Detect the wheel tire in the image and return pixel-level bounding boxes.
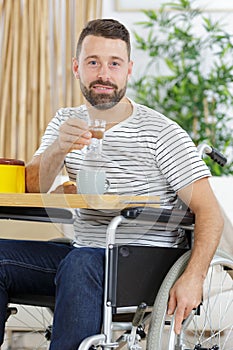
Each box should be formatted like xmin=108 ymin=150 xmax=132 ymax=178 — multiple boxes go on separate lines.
xmin=147 ymin=249 xmax=233 ymax=350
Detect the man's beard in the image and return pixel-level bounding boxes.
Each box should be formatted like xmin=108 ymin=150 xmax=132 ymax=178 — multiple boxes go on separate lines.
xmin=80 ymin=79 xmax=127 ymax=110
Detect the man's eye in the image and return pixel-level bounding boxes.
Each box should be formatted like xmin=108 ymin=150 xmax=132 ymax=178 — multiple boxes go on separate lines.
xmin=89 ymin=60 xmax=97 ymax=66
xmin=111 ymin=61 xmax=120 ymax=67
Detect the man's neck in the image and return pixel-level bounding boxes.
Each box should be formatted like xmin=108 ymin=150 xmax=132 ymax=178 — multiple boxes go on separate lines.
xmin=85 ymin=97 xmax=133 ymax=130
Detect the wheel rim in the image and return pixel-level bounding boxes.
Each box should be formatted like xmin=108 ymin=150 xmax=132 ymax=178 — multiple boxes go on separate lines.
xmin=164 ymin=262 xmax=233 ymax=349
xmin=3 ymin=304 xmax=52 ymax=349
xmin=147 ymin=252 xmax=233 ymax=350
xmin=177 ymin=264 xmax=233 ymax=349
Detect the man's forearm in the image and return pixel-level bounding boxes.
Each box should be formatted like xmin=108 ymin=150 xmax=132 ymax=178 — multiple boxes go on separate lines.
xmin=167 ymin=199 xmax=224 ymax=334
xmin=183 ymin=209 xmax=223 ymax=279
xmin=178 ymin=178 xmax=224 ymax=279
xmin=26 ymin=140 xmax=67 ymax=193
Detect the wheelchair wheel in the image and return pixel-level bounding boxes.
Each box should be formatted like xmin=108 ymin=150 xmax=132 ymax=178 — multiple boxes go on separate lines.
xmin=3 ymin=304 xmax=53 ymax=349
xmin=147 ymin=250 xmax=233 ymax=350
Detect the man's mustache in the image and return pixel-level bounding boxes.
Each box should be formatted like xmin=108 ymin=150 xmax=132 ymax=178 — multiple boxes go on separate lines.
xmin=89 ymin=80 xmax=118 ymax=90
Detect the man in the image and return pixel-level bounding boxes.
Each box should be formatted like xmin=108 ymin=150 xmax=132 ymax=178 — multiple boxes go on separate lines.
xmin=0 ymin=19 xmax=223 ymax=349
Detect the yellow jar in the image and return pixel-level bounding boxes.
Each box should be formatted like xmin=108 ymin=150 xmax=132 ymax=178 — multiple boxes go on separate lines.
xmin=0 ymin=159 xmax=25 ymax=193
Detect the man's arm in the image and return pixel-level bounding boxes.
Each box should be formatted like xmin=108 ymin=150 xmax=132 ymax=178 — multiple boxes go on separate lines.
xmin=167 ymin=177 xmax=224 ymax=334
xmin=26 ymin=118 xmax=92 ymax=193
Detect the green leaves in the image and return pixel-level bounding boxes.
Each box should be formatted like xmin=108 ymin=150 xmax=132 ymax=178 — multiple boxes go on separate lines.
xmin=130 ymin=0 xmax=233 ymax=175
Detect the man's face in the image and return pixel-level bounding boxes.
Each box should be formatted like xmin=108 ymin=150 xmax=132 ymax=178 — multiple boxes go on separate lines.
xmin=73 ymin=35 xmax=133 ymax=110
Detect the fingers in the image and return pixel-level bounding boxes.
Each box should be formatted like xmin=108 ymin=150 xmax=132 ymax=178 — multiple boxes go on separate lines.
xmin=167 ymin=286 xmax=176 ymax=315
xmin=168 ymin=295 xmax=189 ymax=334
xmin=58 ymin=118 xmax=92 ymax=153
xmin=60 ymin=131 xmax=91 ymax=151
xmin=167 ymin=280 xmax=202 ymax=335
xmin=167 ymin=290 xmax=185 ymax=335
xmin=174 ymin=303 xmax=194 ymax=334
xmin=174 ymin=307 xmax=185 ymax=334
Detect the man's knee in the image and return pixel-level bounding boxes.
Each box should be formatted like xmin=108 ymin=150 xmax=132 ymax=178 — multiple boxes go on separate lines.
xmin=56 ymin=248 xmax=105 ymax=284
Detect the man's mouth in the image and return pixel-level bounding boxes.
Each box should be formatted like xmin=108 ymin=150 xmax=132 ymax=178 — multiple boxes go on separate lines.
xmin=90 ymin=80 xmax=117 ymax=94
xmin=92 ymin=84 xmax=114 ymax=93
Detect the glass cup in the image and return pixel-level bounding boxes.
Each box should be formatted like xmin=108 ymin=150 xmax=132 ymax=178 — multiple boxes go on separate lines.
xmin=88 ymin=119 xmax=106 ymax=140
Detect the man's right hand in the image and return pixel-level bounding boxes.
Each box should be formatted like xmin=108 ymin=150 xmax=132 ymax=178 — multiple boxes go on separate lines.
xmin=58 ymin=118 xmax=92 ymax=153
xmin=26 ymin=118 xmax=92 ymax=193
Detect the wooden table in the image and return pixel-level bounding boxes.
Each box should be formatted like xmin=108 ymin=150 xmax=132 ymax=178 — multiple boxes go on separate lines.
xmin=0 ymin=194 xmax=160 ymax=240
xmin=0 ymin=193 xmax=160 ymax=210
xmin=0 ymin=193 xmax=161 ymax=241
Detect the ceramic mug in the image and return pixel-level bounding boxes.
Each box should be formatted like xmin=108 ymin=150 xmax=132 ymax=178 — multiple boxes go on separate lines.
xmin=0 ymin=158 xmax=25 ymax=193
xmin=77 ymin=169 xmax=110 ymax=195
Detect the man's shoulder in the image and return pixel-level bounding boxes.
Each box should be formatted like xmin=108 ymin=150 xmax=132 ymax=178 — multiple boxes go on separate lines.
xmin=50 ymin=105 xmax=88 ymax=125
xmin=132 ymin=100 xmax=177 ymax=129
xmin=56 ymin=105 xmax=86 ymax=117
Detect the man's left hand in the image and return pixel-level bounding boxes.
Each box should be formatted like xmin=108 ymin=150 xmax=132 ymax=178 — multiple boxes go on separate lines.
xmin=167 ymin=273 xmax=203 ymax=334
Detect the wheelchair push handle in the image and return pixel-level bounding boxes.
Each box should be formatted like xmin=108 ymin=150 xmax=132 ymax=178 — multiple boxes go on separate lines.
xmin=197 ymin=143 xmax=227 ymax=167
xmin=208 ymin=147 xmax=227 ymax=167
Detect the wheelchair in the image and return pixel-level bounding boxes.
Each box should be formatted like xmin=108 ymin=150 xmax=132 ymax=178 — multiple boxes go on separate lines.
xmin=2 ymin=144 xmax=233 ymax=350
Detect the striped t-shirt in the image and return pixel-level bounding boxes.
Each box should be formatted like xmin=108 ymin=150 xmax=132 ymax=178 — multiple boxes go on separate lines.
xmin=35 ymin=99 xmax=210 ymax=248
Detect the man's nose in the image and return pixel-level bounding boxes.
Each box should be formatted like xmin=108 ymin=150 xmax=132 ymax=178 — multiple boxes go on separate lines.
xmin=97 ymin=64 xmax=110 ymax=80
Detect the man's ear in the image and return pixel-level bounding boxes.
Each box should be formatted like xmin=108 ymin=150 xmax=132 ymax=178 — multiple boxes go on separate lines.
xmin=72 ymin=57 xmax=79 ymax=79
xmin=127 ymin=60 xmax=133 ymax=80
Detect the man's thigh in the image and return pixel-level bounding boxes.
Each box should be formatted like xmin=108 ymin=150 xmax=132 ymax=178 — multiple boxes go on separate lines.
xmin=0 ymin=239 xmax=73 ymax=296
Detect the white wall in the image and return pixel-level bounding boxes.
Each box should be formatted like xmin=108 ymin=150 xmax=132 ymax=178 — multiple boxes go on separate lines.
xmin=102 ymin=1 xmax=233 ymax=38
xmin=102 ymin=0 xmax=233 ymax=83
xmin=210 ymin=177 xmax=233 ymax=225
xmin=101 ymin=0 xmax=152 ymax=80
xmin=101 ymin=1 xmax=233 ymax=121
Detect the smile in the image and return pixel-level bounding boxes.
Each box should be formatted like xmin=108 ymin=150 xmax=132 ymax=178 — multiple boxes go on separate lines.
xmin=93 ymin=85 xmax=114 ymax=93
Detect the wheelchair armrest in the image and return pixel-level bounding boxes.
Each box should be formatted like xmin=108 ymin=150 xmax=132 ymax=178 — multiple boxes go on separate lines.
xmin=0 ymin=206 xmax=74 ymax=224
xmin=120 ymin=207 xmax=195 ymax=226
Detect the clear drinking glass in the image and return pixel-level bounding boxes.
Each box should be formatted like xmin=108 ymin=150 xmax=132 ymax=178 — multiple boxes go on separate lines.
xmin=88 ymin=119 xmax=106 ymax=141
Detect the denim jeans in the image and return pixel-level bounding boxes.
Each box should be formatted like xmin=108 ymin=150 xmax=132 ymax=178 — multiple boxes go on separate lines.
xmin=0 ymin=239 xmax=105 ymax=349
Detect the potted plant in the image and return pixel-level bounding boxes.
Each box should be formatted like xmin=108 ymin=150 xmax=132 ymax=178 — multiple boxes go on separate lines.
xmin=130 ymin=0 xmax=233 ymax=175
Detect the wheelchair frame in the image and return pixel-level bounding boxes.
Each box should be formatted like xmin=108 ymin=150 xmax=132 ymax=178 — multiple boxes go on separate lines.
xmin=77 ymin=208 xmax=233 ymax=350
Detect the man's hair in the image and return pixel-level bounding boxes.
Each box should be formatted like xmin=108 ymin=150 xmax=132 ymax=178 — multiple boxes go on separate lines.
xmin=76 ymin=19 xmax=131 ymax=60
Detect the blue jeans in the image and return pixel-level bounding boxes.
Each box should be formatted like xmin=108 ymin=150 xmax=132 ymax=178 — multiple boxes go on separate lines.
xmin=0 ymin=239 xmax=105 ymax=349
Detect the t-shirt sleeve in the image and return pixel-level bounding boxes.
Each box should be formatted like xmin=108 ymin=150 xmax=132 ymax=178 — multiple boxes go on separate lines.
xmin=33 ymin=110 xmax=62 ymax=157
xmin=155 ymin=122 xmax=211 ymax=192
